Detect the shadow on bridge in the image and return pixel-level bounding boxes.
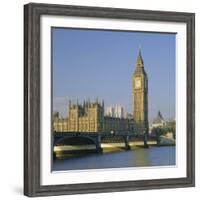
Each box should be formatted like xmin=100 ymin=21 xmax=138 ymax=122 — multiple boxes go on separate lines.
xmin=53 ymin=134 xmax=103 ymax=160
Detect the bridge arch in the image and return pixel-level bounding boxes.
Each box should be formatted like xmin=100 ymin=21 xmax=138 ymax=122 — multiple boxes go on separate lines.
xmin=54 ymin=135 xmax=98 ymax=147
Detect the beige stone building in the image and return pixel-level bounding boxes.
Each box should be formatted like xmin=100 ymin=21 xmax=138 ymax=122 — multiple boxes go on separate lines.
xmin=53 ymin=100 xmax=134 ymax=133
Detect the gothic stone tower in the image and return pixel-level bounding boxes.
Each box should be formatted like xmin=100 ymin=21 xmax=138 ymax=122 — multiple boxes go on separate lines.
xmin=132 ymin=50 xmax=149 ymax=133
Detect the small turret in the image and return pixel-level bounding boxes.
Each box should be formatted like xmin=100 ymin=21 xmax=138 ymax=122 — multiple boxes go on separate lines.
xmin=76 ymin=98 xmax=79 ymax=107
xmin=102 ymin=100 xmax=104 ymax=108
xmin=83 ymin=100 xmax=86 ymax=108
xmin=53 ymin=111 xmax=59 ymax=119
xmin=95 ymin=97 xmax=98 ymax=104
xmin=71 ymin=100 xmax=74 ymax=108
xmin=68 ymin=99 xmax=71 ymax=109
xmin=68 ymin=99 xmax=71 ymax=116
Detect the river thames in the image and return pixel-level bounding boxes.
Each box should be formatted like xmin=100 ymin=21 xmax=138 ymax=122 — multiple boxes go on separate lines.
xmin=52 ymin=146 xmax=175 ymax=171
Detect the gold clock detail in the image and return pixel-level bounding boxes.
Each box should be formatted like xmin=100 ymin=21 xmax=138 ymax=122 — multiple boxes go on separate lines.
xmin=135 ymin=79 xmax=141 ymax=89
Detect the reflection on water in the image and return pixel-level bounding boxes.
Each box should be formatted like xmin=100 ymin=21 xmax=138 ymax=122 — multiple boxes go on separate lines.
xmin=134 ymin=148 xmax=149 ymax=166
xmin=52 ymin=146 xmax=175 ymax=171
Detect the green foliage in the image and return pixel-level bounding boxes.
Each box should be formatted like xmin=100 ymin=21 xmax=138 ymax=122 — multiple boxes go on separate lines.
xmin=151 ymin=127 xmax=165 ymax=137
xmin=151 ymin=125 xmax=176 ymax=138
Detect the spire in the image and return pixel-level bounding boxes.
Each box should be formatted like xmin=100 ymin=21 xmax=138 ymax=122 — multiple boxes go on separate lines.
xmin=136 ymin=48 xmax=144 ymax=67
xmin=71 ymin=99 xmax=73 ymax=107
xmin=68 ymin=99 xmax=71 ymax=109
xmin=76 ymin=98 xmax=79 ymax=107
xmin=158 ymin=110 xmax=163 ymax=119
xmin=152 ymin=110 xmax=164 ymax=124
xmin=68 ymin=99 xmax=71 ymax=116
xmin=102 ymin=99 xmax=104 ymax=108
xmin=83 ymin=100 xmax=86 ymax=107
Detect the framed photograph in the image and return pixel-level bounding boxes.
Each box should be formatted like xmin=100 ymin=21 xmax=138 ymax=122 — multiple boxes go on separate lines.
xmin=24 ymin=3 xmax=195 ymax=197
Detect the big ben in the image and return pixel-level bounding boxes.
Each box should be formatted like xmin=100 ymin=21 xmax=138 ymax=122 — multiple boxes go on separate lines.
xmin=132 ymin=49 xmax=148 ymax=133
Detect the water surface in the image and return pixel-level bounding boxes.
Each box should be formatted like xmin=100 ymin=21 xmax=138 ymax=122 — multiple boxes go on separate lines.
xmin=52 ymin=146 xmax=175 ymax=171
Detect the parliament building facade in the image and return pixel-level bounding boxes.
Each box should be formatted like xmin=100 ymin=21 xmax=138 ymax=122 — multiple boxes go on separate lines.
xmin=53 ymin=50 xmax=148 ymax=134
xmin=53 ymin=100 xmax=134 ymax=133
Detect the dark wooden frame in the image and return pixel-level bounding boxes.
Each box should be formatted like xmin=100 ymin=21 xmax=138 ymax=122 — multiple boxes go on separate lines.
xmin=24 ymin=3 xmax=195 ymax=197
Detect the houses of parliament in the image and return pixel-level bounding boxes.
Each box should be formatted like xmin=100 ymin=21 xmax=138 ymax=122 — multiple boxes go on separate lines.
xmin=53 ymin=50 xmax=148 ymax=134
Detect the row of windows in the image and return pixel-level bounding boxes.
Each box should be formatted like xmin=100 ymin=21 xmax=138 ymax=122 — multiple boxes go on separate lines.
xmin=54 ymin=121 xmax=134 ymax=132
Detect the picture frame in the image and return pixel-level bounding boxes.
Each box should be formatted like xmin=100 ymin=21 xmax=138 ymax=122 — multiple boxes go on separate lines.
xmin=24 ymin=3 xmax=195 ymax=197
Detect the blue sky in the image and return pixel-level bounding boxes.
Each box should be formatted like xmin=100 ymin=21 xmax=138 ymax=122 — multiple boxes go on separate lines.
xmin=52 ymin=28 xmax=175 ymax=122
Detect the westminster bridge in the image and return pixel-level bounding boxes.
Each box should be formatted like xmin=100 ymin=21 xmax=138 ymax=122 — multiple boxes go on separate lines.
xmin=53 ymin=132 xmax=159 ymax=155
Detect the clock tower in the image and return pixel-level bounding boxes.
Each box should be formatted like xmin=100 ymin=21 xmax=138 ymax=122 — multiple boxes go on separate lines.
xmin=132 ymin=49 xmax=148 ymax=133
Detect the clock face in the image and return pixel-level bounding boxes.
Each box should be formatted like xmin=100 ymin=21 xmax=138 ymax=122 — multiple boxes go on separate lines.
xmin=135 ymin=79 xmax=141 ymax=89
